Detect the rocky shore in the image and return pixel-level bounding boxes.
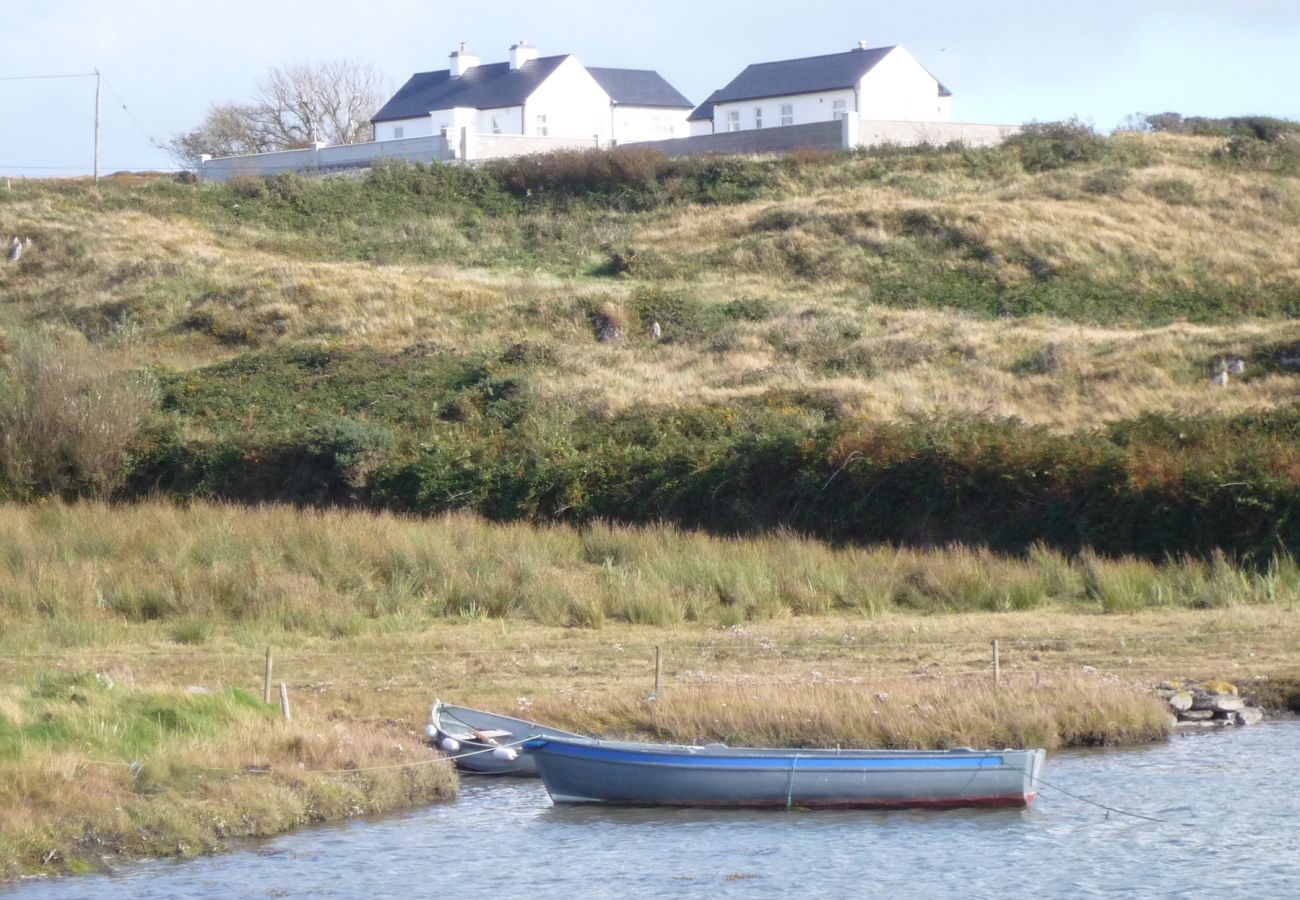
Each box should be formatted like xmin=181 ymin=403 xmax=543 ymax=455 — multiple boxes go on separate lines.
xmin=1157 ymin=680 xmax=1265 ymax=730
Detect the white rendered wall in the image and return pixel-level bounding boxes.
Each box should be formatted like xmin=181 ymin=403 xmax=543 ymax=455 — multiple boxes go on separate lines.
xmin=612 ymin=106 xmax=690 ymax=143
xmin=522 ymin=56 xmax=612 ymax=141
xmin=711 ymin=87 xmax=855 ymax=133
xmin=858 ymin=47 xmax=950 ymax=122
xmin=689 ymin=119 xmax=714 ymax=136
xmin=375 ymin=117 xmax=435 ymax=142
xmin=477 ymin=106 xmax=524 ymax=135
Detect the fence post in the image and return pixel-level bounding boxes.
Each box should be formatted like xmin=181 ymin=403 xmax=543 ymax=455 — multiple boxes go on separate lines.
xmin=992 ymin=639 xmax=1001 ymax=686
xmin=279 ymin=683 xmax=291 ymax=721
xmin=264 ymin=647 xmax=273 ymax=704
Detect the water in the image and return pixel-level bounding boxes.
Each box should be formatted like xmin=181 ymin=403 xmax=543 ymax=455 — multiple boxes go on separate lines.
xmin=8 ymin=723 xmax=1300 ymax=899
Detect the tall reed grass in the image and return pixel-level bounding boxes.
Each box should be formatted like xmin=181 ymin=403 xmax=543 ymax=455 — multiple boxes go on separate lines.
xmin=526 ymin=678 xmax=1173 ymax=751
xmin=2 ymin=502 xmax=1297 ymax=642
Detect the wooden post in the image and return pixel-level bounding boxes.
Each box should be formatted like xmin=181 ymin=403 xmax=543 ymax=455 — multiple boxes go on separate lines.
xmin=992 ymin=639 xmax=1001 ymax=686
xmin=279 ymin=683 xmax=291 ymax=721
xmin=654 ymin=645 xmax=662 ymax=697
xmin=263 ymin=647 xmax=273 ymax=704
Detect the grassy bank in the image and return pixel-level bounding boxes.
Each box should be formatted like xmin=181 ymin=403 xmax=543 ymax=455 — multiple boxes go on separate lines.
xmin=0 ymin=671 xmax=453 ymax=880
xmin=4 ymin=130 xmax=1300 ymax=556
xmin=5 ymin=501 xmax=1300 ymax=878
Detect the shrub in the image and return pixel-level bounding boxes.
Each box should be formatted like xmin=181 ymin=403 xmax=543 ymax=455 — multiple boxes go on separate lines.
xmin=1008 ymin=120 xmax=1109 ymax=172
xmin=1215 ymin=134 xmax=1300 ymax=175
xmin=1145 ymin=178 xmax=1198 ymax=205
xmin=303 ymin=418 xmax=397 ymax=490
xmin=1082 ymin=168 xmax=1131 ymax=196
xmin=0 ymin=336 xmax=157 ymax=497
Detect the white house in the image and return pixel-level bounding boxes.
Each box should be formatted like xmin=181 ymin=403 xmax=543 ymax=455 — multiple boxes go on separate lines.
xmin=371 ymin=42 xmax=694 ymax=146
xmin=688 ymin=44 xmax=951 ymax=134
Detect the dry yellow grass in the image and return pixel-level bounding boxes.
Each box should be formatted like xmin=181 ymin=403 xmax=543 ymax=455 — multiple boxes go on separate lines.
xmin=5 ymin=497 xmax=1296 ymax=878
xmin=3 ymin=134 xmax=1300 ymax=432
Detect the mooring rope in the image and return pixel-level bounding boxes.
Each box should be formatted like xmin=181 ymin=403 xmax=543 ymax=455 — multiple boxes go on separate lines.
xmin=1029 ymin=772 xmax=1193 ymax=826
xmin=68 ymin=735 xmax=537 ymax=778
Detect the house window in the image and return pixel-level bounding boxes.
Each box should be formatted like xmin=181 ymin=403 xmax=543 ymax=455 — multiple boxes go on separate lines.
xmin=780 ymin=103 xmax=794 ymax=126
xmin=754 ymin=107 xmax=763 ymax=129
xmin=536 ymin=114 xmax=548 ymax=136
xmin=727 ymin=110 xmax=740 ymax=132
xmin=833 ymin=99 xmax=848 ymax=121
xmin=393 ymin=126 xmax=405 ymax=139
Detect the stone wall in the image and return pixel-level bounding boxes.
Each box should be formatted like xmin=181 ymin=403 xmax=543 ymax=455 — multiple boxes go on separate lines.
xmin=198 ymin=135 xmax=451 ymax=183
xmin=624 ymin=121 xmax=846 ymax=157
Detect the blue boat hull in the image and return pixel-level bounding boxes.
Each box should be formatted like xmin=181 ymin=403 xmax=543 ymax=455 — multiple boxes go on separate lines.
xmin=525 ymin=738 xmax=1046 ymax=809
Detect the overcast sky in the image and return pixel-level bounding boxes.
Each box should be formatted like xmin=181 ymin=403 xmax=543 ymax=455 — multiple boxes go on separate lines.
xmin=2 ymin=0 xmax=1298 ymax=176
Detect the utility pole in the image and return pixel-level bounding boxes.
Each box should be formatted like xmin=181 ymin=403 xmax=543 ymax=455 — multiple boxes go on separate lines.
xmin=93 ymin=68 xmax=101 ymax=183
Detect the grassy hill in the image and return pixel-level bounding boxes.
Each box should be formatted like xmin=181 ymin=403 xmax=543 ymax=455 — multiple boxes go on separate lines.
xmin=4 ymin=125 xmax=1300 ymax=557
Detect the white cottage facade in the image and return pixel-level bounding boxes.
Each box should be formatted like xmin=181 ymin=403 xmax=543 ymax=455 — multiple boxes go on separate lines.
xmin=372 ymin=43 xmax=693 ymax=146
xmin=688 ymin=44 xmax=951 ymax=135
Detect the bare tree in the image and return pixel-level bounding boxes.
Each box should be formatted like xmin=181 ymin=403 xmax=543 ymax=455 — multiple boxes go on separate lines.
xmin=167 ymin=60 xmax=387 ymax=167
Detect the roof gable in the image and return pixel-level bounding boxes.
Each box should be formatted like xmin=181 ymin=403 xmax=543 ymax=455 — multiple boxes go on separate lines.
xmin=587 ymin=67 xmax=693 ymax=109
xmin=687 ymin=89 xmax=723 ymax=122
xmin=710 ymin=46 xmax=897 ymax=105
xmin=372 ymin=55 xmax=570 ymax=122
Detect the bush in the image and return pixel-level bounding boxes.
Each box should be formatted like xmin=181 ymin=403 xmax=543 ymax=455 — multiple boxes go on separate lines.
xmin=1008 ymin=121 xmax=1109 ymax=172
xmin=303 ymin=418 xmax=396 ymax=490
xmin=1215 ymin=134 xmax=1300 ymax=175
xmin=1147 ymin=113 xmax=1300 ymax=141
xmin=1082 ymin=168 xmax=1131 ymax=196
xmin=0 ymin=336 xmax=157 ymax=497
xmin=1145 ymin=178 xmax=1198 ymax=205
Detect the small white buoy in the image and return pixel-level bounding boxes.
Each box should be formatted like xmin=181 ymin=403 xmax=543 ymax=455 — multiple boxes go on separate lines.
xmin=424 ymin=724 xmax=438 ymax=740
xmin=440 ymin=737 xmax=462 ymax=753
xmin=491 ymin=747 xmax=518 ymax=762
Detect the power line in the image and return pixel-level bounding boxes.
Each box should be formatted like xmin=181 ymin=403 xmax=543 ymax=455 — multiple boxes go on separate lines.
xmin=0 ymin=72 xmax=98 ymax=81
xmin=100 ymin=72 xmax=158 ymax=148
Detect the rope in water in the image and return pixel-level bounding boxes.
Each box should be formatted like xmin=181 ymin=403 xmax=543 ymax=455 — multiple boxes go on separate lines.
xmin=1029 ymin=772 xmax=1192 ymax=826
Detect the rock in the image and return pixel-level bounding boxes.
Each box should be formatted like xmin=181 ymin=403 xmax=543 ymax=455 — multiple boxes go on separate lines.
xmin=6 ymin=236 xmax=21 ymax=263
xmin=1174 ymin=719 xmax=1219 ymax=730
xmin=1167 ymin=691 xmax=1194 ymax=711
xmin=649 ymin=319 xmax=662 ymax=341
xmin=1192 ymin=693 xmax=1244 ymax=712
xmin=1228 ymin=356 xmax=1246 ymax=375
xmin=1210 ymin=370 xmax=1229 ymax=387
xmin=593 ymin=312 xmax=624 ymax=343
xmin=1178 ymin=709 xmax=1215 ymax=721
xmin=186 ymin=685 xmax=211 ymax=695
xmin=1198 ymin=681 xmax=1238 ymax=695
xmin=1234 ymin=707 xmax=1264 ymax=726
xmin=272 ymin=318 xmax=289 ymax=335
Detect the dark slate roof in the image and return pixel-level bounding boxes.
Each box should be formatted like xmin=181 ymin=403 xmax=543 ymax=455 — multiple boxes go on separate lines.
xmin=587 ymin=67 xmax=693 ymax=109
xmin=372 ymin=55 xmax=570 ymax=122
xmin=687 ymin=89 xmax=723 ymax=122
xmin=710 ymin=46 xmax=901 ymax=104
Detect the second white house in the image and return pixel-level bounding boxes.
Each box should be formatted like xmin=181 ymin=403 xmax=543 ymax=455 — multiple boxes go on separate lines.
xmin=688 ymin=43 xmax=952 ymax=135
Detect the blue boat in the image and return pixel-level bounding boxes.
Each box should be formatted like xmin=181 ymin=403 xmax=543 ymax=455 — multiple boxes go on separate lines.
xmin=524 ymin=736 xmax=1046 ymax=809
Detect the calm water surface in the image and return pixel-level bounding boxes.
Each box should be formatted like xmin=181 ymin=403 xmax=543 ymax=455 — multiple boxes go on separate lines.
xmin=8 ymin=722 xmax=1300 ymax=899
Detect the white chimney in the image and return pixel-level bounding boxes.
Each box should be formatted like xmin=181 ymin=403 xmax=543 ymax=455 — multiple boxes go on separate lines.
xmin=510 ymin=40 xmax=539 ymax=70
xmin=450 ymin=42 xmax=479 ymax=78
